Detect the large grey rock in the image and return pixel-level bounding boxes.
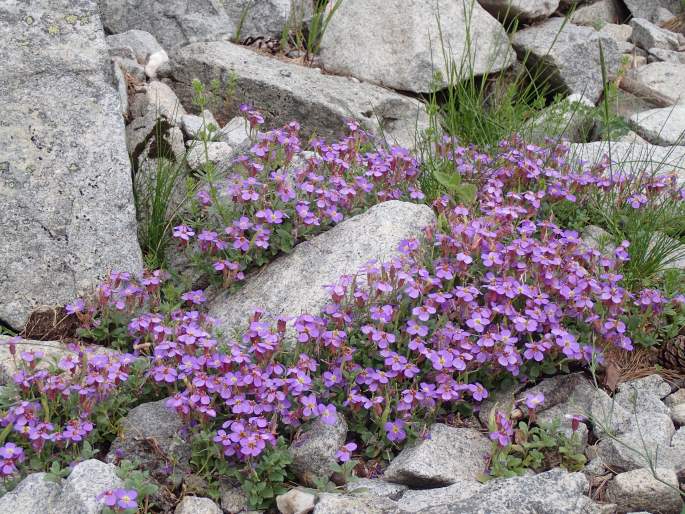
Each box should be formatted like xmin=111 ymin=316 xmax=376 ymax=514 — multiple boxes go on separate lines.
xmin=318 ymin=0 xmax=515 ymax=93
xmin=175 ymin=496 xmax=222 ymax=514
xmin=630 ymin=18 xmax=681 ymax=50
xmin=671 ymin=404 xmax=685 ymax=425
xmin=107 ymin=399 xmax=190 ymax=483
xmin=605 ymin=467 xmax=682 ymax=514
xmin=665 ymin=388 xmax=685 ymax=408
xmin=647 ymin=47 xmax=685 ymax=64
xmin=613 ymin=374 xmax=672 ymax=415
xmin=313 ymin=493 xmax=399 ymax=514
xmin=417 ymin=469 xmax=602 ymax=514
xmin=97 ymin=0 xmax=233 ymax=51
xmin=398 ymin=480 xmax=483 ymax=512
xmin=224 ymin=0 xmax=311 ymax=40
xmin=345 ymin=479 xmax=408 ymax=500
xmin=571 ymin=0 xmax=625 ymax=26
xmin=629 ymin=106 xmax=685 ymax=146
xmin=0 ymin=473 xmax=62 ymax=514
xmin=289 ymin=413 xmax=347 ymax=487
xmin=569 ymin=142 xmax=685 ymax=183
xmin=208 ymin=201 xmax=435 ymax=334
xmin=616 ymin=374 xmax=672 ymax=399
xmin=519 ymin=373 xmax=632 ymax=436
xmin=171 ymin=41 xmax=429 ymax=149
xmin=383 ymin=424 xmax=489 ymax=487
xmin=599 ymin=23 xmax=633 ymax=42
xmin=0 ymin=0 xmax=143 ymax=330
xmin=623 ymin=0 xmax=682 ymax=22
xmin=512 ymin=18 xmax=622 ymax=104
xmin=625 ymin=62 xmax=685 ymax=106
xmin=477 ymin=0 xmax=559 ymax=23
xmin=53 ymin=459 xmax=124 ymax=514
xmin=595 ymin=412 xmax=680 ymax=471
xmin=673 ymin=426 xmax=685 ymax=447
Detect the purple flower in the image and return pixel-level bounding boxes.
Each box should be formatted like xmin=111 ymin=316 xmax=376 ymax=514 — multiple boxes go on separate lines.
xmin=336 ymin=442 xmax=357 ymax=462
xmin=97 ymin=489 xmax=118 ymax=507
xmin=65 ymin=298 xmax=86 ymax=315
xmin=524 ymin=392 xmax=544 ymax=411
xmin=116 ymin=489 xmax=138 ymax=510
xmin=318 ymin=404 xmax=338 ymax=425
xmin=384 ymin=419 xmax=406 ymax=442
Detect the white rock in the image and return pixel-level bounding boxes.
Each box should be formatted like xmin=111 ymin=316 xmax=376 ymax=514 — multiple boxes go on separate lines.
xmin=599 ymin=23 xmax=634 ymax=43
xmin=478 ymin=0 xmax=560 ymax=23
xmin=318 ymin=0 xmax=516 ymax=93
xmin=217 ymin=117 xmax=251 ymax=148
xmin=665 ymin=389 xmax=685 ymax=408
xmin=672 ymin=404 xmax=685 ymax=425
xmin=186 ymin=142 xmax=235 ymax=173
xmin=419 ymin=469 xmax=603 ymax=514
xmin=629 ymin=106 xmax=685 ymax=146
xmin=672 ymin=426 xmax=685 ymax=447
xmin=145 ymin=50 xmax=170 ymax=79
xmin=596 ymin=412 xmax=679 ymax=471
xmin=512 ymin=18 xmax=622 ymax=103
xmin=208 ymin=201 xmax=435 ymax=334
xmin=175 ymin=496 xmax=222 ymax=514
xmin=181 ymin=110 xmax=219 ymax=139
xmin=569 ymin=141 xmax=685 ymax=184
xmin=171 ymin=41 xmax=429 ymax=150
xmin=625 ymin=62 xmax=685 ymax=105
xmin=572 ymin=0 xmax=624 ymax=26
xmin=397 ymin=480 xmax=483 ymax=512
xmin=52 ymin=460 xmax=124 ymax=514
xmin=631 ymin=18 xmax=681 ymax=50
xmin=345 ymin=479 xmax=407 ymax=500
xmin=648 ymin=47 xmax=685 ymax=64
xmin=383 ymin=424 xmax=489 ymax=487
xmin=276 ymin=488 xmax=317 ymax=514
xmin=0 ymin=473 xmax=62 ymax=514
xmin=106 ymin=29 xmax=166 ymax=65
xmin=605 ymin=468 xmax=683 ymax=514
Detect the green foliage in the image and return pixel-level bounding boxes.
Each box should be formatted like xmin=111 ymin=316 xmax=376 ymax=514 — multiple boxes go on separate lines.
xmin=488 ymin=420 xmax=587 ymax=479
xmin=238 ymin=439 xmax=293 ymax=510
xmin=304 ymin=0 xmax=343 ymax=59
xmin=116 ymin=459 xmax=159 ymax=506
xmin=430 ymin=159 xmax=478 ymax=205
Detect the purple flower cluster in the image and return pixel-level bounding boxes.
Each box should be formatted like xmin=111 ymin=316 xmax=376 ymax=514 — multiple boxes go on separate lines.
xmin=174 ymin=114 xmax=423 ymax=289
xmin=35 ymin=134 xmax=680 ymax=482
xmin=0 ymin=341 xmax=133 ymax=473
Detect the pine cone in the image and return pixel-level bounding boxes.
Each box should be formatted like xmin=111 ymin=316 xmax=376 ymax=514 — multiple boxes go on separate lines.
xmin=659 ymin=335 xmax=685 ymax=370
xmin=661 ymin=12 xmax=685 ymax=35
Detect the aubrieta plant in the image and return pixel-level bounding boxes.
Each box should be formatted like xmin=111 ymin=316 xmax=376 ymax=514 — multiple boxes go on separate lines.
xmin=174 ymin=113 xmax=424 ymax=289
xmin=2 ymin=112 xmax=685 ymax=512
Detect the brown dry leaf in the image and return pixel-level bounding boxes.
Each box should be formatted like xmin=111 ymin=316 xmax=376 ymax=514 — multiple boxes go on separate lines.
xmin=603 ymin=360 xmax=621 ymax=392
